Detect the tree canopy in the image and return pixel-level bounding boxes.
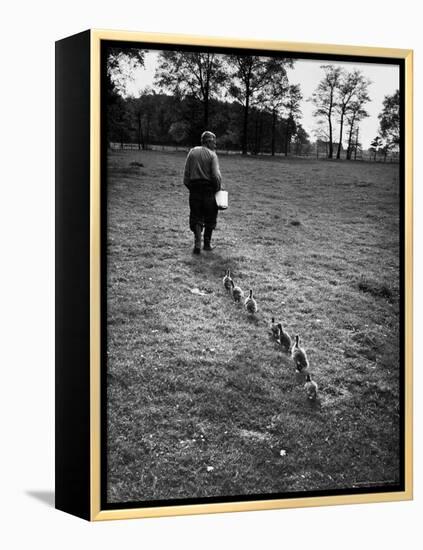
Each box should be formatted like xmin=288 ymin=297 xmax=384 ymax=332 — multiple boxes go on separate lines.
xmin=226 ymin=56 xmax=294 ymax=154
xmin=107 ymin=47 xmax=146 ymax=99
xmin=154 ymin=51 xmax=228 ymax=127
xmin=378 ymin=90 xmax=400 ymax=149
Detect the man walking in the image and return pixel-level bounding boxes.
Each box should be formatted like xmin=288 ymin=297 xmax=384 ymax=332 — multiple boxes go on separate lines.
xmin=183 ymin=131 xmax=222 ymax=254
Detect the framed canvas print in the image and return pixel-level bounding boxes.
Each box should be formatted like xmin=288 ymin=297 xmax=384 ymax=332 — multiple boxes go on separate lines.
xmin=55 ymin=29 xmax=413 ymax=521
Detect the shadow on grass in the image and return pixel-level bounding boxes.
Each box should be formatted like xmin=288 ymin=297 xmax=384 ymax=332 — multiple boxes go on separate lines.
xmin=245 ymin=314 xmax=261 ymax=326
xmin=184 ymin=250 xmax=243 ymax=282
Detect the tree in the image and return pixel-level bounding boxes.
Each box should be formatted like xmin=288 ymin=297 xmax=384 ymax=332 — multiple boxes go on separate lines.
xmin=168 ymin=121 xmax=189 ymax=144
xmin=345 ymin=103 xmax=369 ymax=160
xmin=107 ymin=95 xmax=132 ymax=148
xmin=154 ymin=51 xmax=227 ymax=128
xmin=293 ymin=125 xmax=310 ymax=156
xmin=252 ymin=108 xmax=264 ymax=155
xmin=127 ymin=97 xmax=145 ymax=150
xmin=227 ymin=55 xmax=294 ymax=155
xmin=369 ymin=135 xmax=383 ymax=161
xmin=310 ymin=65 xmax=342 ymax=158
xmin=283 ymin=84 xmax=303 ymax=156
xmin=209 ymin=100 xmax=242 ymax=150
xmin=313 ymin=122 xmax=330 ymax=158
xmin=260 ymin=75 xmax=290 ymax=155
xmin=378 ymin=90 xmax=400 ymax=151
xmin=107 ymin=47 xmax=146 ymax=99
xmin=380 ymin=142 xmax=391 ymax=162
xmin=127 ymin=89 xmax=157 ymax=150
xmin=352 ymin=127 xmax=362 ymax=160
xmin=345 ymin=85 xmax=370 ymax=160
xmin=335 ymin=70 xmax=370 ymax=159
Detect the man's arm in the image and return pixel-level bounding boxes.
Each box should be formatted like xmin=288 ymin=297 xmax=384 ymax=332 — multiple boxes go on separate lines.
xmin=183 ymin=152 xmax=191 ymax=189
xmin=210 ymin=153 xmax=222 ymax=192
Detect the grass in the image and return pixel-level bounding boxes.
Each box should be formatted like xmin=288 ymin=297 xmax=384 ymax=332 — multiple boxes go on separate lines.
xmin=106 ymin=149 xmax=401 ymax=503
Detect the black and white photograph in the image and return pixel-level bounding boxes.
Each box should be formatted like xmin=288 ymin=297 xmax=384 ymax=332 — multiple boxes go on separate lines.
xmin=103 ymin=41 xmax=404 ymax=507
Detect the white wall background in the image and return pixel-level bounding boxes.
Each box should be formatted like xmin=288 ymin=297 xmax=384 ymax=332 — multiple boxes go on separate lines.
xmin=0 ymin=1 xmax=420 ymax=548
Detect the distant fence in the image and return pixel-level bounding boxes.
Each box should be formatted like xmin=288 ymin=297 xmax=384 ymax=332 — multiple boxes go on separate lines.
xmin=111 ymin=143 xmax=188 ymax=153
xmin=110 ymin=143 xmax=248 ymax=156
xmin=109 ymin=143 xmax=399 ymax=163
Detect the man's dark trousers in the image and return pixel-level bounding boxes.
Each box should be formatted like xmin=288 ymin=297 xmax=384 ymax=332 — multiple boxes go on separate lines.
xmin=188 ymin=179 xmax=218 ymax=250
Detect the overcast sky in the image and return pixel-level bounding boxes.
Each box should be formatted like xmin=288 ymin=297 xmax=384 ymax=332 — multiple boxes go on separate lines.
xmin=123 ymin=50 xmax=399 ymax=149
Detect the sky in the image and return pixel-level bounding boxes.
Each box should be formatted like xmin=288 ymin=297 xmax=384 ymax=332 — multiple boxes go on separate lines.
xmin=122 ymin=49 xmax=399 ymax=149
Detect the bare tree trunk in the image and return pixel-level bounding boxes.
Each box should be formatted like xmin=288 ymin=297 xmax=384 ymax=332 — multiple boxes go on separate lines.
xmin=346 ymin=122 xmax=354 ymax=160
xmin=242 ymin=89 xmax=250 ymax=155
xmin=354 ymin=128 xmax=359 ymax=160
xmin=204 ymin=95 xmax=209 ymax=129
xmin=328 ymin=111 xmax=333 ymax=159
xmin=284 ymin=123 xmax=290 ymax=157
xmin=271 ymin=109 xmax=276 ymax=156
xmin=296 ymin=141 xmax=302 ymax=156
xmin=138 ymin=119 xmax=141 ymax=151
xmin=337 ymin=111 xmax=345 ymax=159
xmin=257 ymin=115 xmax=263 ymax=155
xmin=146 ymin=115 xmax=151 ymax=150
xmin=204 ymin=70 xmax=210 ymax=129
xmin=137 ymin=112 xmax=145 ymax=151
xmin=253 ymin=116 xmax=258 ymax=155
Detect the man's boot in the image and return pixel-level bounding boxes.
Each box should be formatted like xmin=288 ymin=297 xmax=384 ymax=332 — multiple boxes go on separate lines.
xmin=203 ymin=227 xmax=214 ymax=251
xmin=193 ymin=224 xmax=202 ymax=254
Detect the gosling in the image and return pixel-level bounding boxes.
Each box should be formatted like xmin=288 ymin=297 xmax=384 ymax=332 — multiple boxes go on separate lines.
xmin=304 ymin=373 xmax=318 ymax=401
xmin=278 ymin=323 xmax=292 ymax=353
xmin=223 ymin=269 xmax=233 ymax=292
xmin=270 ymin=317 xmax=279 ymax=340
xmin=245 ymin=289 xmax=258 ymax=314
xmin=230 ymin=280 xmax=244 ymax=302
xmin=291 ymin=334 xmax=309 ymax=372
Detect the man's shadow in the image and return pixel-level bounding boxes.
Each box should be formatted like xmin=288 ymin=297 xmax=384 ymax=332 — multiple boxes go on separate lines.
xmin=183 ymin=249 xmax=242 ymax=282
xmin=26 ymin=490 xmax=55 ymax=508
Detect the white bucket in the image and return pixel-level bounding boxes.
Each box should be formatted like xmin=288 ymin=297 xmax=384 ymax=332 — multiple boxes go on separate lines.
xmin=215 ymin=190 xmax=228 ymax=210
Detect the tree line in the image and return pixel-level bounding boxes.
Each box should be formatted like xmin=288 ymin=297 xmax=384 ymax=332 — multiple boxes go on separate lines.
xmin=107 ymin=47 xmax=400 ymax=160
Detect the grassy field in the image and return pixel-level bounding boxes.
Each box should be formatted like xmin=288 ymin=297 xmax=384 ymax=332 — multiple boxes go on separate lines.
xmin=106 ymin=149 xmax=401 ymax=503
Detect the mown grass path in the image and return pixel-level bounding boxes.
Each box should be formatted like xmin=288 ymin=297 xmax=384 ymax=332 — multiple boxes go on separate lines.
xmin=107 ymin=150 xmax=401 ymax=503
